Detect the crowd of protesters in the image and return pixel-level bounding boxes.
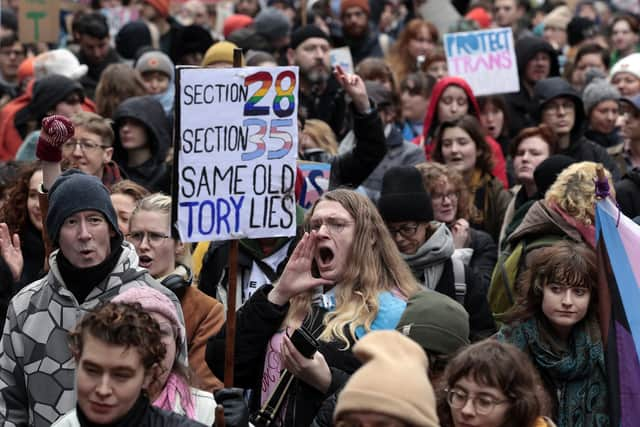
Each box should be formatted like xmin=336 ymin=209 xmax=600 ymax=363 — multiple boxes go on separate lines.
xmin=0 ymin=0 xmax=639 ymax=425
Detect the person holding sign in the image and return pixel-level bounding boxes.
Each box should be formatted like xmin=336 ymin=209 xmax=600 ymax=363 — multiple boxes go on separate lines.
xmin=206 ymin=189 xmax=420 ymax=426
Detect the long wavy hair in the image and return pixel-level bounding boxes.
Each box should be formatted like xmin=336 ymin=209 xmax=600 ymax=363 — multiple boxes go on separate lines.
xmin=387 ymin=19 xmax=439 ymax=84
xmin=95 ymin=63 xmax=147 ymax=119
xmin=544 ymin=161 xmax=613 ymax=226
xmin=437 ymin=339 xmax=549 ymax=427
xmin=305 ymin=189 xmax=421 ymax=348
xmin=0 ymin=162 xmax=41 ymax=235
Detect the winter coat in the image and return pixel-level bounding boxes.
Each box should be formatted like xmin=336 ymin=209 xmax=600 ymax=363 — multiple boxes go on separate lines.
xmin=206 ymin=286 xmax=362 ymax=427
xmin=505 ymin=37 xmax=559 ymax=137
xmin=51 ymin=396 xmax=206 ymax=427
xmin=299 ymin=75 xmax=349 ymax=140
xmin=467 ymin=227 xmax=497 ymax=294
xmin=338 ymin=123 xmax=425 ymax=202
xmin=112 ymin=96 xmax=171 ymax=193
xmin=470 ymin=172 xmax=513 ymax=242
xmin=0 ymin=242 xmax=186 ymax=427
xmin=342 ymin=28 xmax=384 ymax=65
xmin=532 ymin=77 xmax=621 ymax=181
xmin=329 ymin=103 xmax=388 ymax=190
xmin=162 ymin=266 xmax=225 ymax=392
xmin=419 ymin=76 xmax=508 ymax=188
xmin=402 ymin=223 xmax=496 ymax=340
xmin=615 ymin=167 xmax=640 ymax=219
xmin=76 ymin=47 xmax=122 ymax=100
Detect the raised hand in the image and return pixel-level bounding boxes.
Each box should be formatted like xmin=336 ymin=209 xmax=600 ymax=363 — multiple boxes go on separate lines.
xmin=451 ymin=218 xmax=471 ymax=249
xmin=268 ymin=231 xmax=333 ymax=306
xmin=334 ymin=65 xmax=371 ymax=114
xmin=36 ymin=115 xmax=75 ymax=163
xmin=0 ymin=223 xmax=23 ymax=282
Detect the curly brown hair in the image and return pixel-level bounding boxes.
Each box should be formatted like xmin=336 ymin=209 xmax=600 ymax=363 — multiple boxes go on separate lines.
xmin=437 ymin=339 xmax=549 ymax=427
xmin=95 ymin=64 xmax=147 ymax=119
xmin=69 ymin=301 xmax=166 ymax=372
xmin=415 ymin=162 xmax=482 ymax=224
xmin=0 ymin=162 xmax=41 ymax=235
xmin=432 ymin=115 xmax=494 ymax=176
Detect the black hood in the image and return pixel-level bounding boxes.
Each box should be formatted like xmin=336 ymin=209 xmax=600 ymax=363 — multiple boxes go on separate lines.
xmin=533 ymin=77 xmax=585 ymax=141
xmin=515 ymin=36 xmax=560 ymax=79
xmin=112 ymin=96 xmax=171 ymax=166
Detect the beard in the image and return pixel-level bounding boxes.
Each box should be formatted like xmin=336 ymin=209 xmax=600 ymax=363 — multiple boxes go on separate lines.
xmin=302 ymin=63 xmax=331 ymax=85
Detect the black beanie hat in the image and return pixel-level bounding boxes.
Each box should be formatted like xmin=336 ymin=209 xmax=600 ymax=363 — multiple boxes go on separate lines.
xmin=47 ymin=170 xmax=122 ymax=243
xmin=567 ymin=17 xmax=597 ymax=47
xmin=116 ymin=21 xmax=152 ymax=60
xmin=290 ymin=25 xmax=331 ymax=50
xmin=533 ymin=154 xmax=578 ymax=199
xmin=171 ymin=25 xmax=214 ymax=63
xmin=15 ymin=75 xmax=84 ymax=126
xmin=378 ymin=166 xmax=434 ymax=223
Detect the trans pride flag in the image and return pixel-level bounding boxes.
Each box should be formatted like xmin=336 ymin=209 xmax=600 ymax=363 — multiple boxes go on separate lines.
xmin=595 ymin=197 xmax=640 ymax=426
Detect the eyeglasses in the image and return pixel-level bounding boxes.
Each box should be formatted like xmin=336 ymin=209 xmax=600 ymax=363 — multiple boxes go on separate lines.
xmin=126 ymin=231 xmax=171 ymax=246
xmin=387 ymin=223 xmax=419 ymax=238
xmin=306 ymin=218 xmax=353 ymax=235
xmin=445 ymin=387 xmax=510 ymax=415
xmin=62 ymin=139 xmax=108 ymax=153
xmin=431 ymin=191 xmax=459 ymax=204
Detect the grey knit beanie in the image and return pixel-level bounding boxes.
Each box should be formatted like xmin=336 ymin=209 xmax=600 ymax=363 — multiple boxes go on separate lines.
xmin=47 ymin=170 xmax=122 ymax=243
xmin=135 ymin=50 xmax=174 ymax=80
xmin=254 ymin=7 xmax=291 ymax=41
xmin=583 ymin=69 xmax=620 ymax=116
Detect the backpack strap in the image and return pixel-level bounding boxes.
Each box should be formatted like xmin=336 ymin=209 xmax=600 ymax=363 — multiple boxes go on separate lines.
xmin=452 ymin=257 xmax=467 ymax=304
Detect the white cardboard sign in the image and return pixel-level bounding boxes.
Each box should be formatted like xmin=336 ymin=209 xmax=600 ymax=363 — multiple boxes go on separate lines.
xmin=175 ymin=66 xmax=299 ymax=242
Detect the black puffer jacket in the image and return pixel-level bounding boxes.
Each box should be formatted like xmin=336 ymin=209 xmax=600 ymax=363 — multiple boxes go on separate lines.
xmin=505 ymin=37 xmax=559 ymax=136
xmin=533 ymin=77 xmax=621 ymax=181
xmin=112 ymin=96 xmax=171 ymax=193
xmin=205 ymin=286 xmax=359 ymax=427
xmin=615 ymin=168 xmax=640 ymax=219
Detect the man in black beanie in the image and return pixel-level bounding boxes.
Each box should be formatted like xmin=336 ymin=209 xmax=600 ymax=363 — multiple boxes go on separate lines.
xmin=0 ymin=117 xmax=185 ymax=427
xmin=286 ymin=25 xmax=349 ymax=139
xmin=378 ymin=166 xmax=495 ymax=340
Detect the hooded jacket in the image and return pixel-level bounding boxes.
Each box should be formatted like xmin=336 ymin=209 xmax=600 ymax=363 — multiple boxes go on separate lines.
xmin=533 ymin=77 xmax=621 ymax=180
xmin=0 ymin=242 xmax=186 ymax=427
xmin=505 ymin=37 xmax=559 ymax=137
xmin=420 ymin=76 xmax=508 ymax=187
xmin=112 ymin=96 xmax=171 ymax=193
xmin=615 ymin=168 xmax=640 ymax=219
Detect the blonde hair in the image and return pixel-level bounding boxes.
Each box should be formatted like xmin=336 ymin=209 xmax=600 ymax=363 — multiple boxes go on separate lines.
xmin=306 ymin=189 xmax=421 ymax=348
xmin=302 ymin=119 xmax=338 ymax=155
xmin=71 ymin=111 xmax=114 ymax=147
xmin=544 ymin=161 xmax=614 ymax=225
xmin=130 ymin=193 xmax=192 ymax=267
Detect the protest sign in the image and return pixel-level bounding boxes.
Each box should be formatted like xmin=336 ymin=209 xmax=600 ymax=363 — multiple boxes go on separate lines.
xmin=443 ymin=28 xmax=519 ymax=96
xmin=330 ymin=47 xmax=354 ymax=75
xmin=175 ymin=66 xmax=299 ymax=242
xmin=19 ymin=0 xmax=60 ymax=43
xmin=298 ymin=161 xmax=331 ymax=210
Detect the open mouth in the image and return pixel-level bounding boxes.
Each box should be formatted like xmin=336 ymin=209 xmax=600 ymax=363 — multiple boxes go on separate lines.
xmin=318 ymin=247 xmax=334 ymax=265
xmin=80 ymin=249 xmax=93 ymax=257
xmin=139 ymin=255 xmax=152 ymax=267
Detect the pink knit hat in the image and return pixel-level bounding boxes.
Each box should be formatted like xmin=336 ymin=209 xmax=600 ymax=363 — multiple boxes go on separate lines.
xmin=113 ymin=286 xmax=185 ymax=345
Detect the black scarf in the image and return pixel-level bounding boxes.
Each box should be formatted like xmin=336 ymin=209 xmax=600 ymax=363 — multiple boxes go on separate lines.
xmin=76 ymin=394 xmax=149 ymax=427
xmin=56 ymin=237 xmax=124 ymax=304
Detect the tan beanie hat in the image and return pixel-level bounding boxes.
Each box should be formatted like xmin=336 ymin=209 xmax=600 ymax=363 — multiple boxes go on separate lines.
xmin=334 ymin=330 xmax=439 ymax=427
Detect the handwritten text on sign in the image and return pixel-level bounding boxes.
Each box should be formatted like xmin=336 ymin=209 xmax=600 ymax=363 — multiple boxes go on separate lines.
xmin=177 ymin=66 xmax=299 ymax=242
xmin=444 ymin=28 xmax=519 ymax=96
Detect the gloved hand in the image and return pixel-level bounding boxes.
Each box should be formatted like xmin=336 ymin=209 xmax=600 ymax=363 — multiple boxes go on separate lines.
xmin=214 ymin=387 xmax=249 ymax=427
xmin=36 ymin=115 xmax=74 ymax=162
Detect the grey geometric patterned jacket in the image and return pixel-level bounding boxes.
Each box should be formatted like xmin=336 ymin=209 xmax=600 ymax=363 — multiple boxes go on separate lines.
xmin=0 ymin=242 xmax=187 ymax=427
